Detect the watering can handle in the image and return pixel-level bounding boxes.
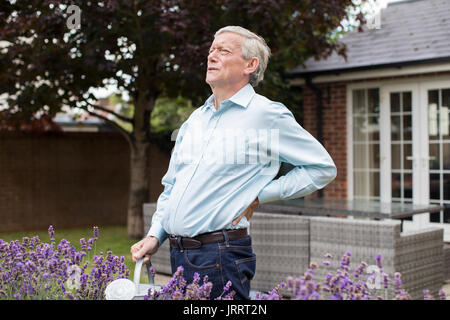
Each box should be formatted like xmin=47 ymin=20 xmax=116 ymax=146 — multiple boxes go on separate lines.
xmin=133 ymin=258 xmax=155 ymax=286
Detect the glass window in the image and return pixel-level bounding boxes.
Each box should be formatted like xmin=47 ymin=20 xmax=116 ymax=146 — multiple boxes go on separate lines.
xmin=367 ymin=116 xmax=380 ymax=141
xmin=390 ymin=92 xmax=400 ymax=113
xmin=428 ymin=90 xmax=439 ymax=139
xmin=403 ymin=92 xmax=412 ymax=112
xmin=369 ymin=143 xmax=380 ymax=169
xmin=390 ymin=90 xmax=414 ymax=204
xmin=429 ymin=143 xmax=439 ymax=170
xmin=392 ymin=173 xmax=401 ymax=198
xmin=353 ymin=144 xmax=366 ymax=169
xmin=368 ymin=89 xmax=380 ymax=114
xmin=442 ymin=89 xmax=450 ymax=140
xmin=444 ymin=143 xmax=450 ymax=170
xmin=403 ymin=143 xmax=412 ymax=170
xmin=391 ymin=115 xmax=401 ymax=141
xmin=352 ymin=88 xmax=380 ymax=200
xmin=403 ymin=115 xmax=412 ymax=141
xmin=391 ymin=144 xmax=401 ymax=170
xmin=429 ymin=173 xmax=440 ymax=200
xmin=428 ymin=88 xmax=450 ymax=225
xmin=352 ymin=90 xmax=366 ymax=115
xmin=353 ymin=116 xmax=366 ymax=142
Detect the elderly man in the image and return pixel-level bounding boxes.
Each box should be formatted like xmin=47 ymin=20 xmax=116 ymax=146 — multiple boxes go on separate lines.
xmin=131 ymin=26 xmax=337 ymax=300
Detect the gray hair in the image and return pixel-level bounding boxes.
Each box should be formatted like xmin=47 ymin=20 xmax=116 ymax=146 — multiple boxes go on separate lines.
xmin=215 ymin=26 xmax=271 ymax=87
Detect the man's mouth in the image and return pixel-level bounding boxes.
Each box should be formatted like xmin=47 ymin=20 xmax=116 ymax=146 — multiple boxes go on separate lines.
xmin=207 ymin=67 xmax=219 ymax=71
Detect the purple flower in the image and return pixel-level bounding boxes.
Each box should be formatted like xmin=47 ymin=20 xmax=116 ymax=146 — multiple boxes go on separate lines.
xmin=353 ymin=261 xmax=367 ymax=278
xmin=193 ymin=272 xmax=200 ymax=284
xmin=0 ymin=225 xmax=129 ymax=300
xmin=382 ymin=272 xmax=389 ymax=289
xmin=223 ymin=280 xmax=232 ymax=292
xmin=423 ymin=289 xmax=434 ymax=300
xmin=216 ymin=280 xmax=234 ymax=300
xmin=149 ymin=266 xmax=156 ymax=279
xmin=48 ymin=225 xmax=55 ymax=242
xmin=375 ymin=254 xmax=383 ymax=269
xmin=80 ymin=238 xmax=87 ymax=252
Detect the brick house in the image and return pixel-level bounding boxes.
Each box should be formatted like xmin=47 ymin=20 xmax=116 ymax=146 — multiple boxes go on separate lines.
xmin=288 ymin=0 xmax=450 ymax=240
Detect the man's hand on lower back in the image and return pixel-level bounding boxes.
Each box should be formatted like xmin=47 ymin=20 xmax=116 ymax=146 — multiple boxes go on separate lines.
xmin=232 ymin=197 xmax=259 ymax=226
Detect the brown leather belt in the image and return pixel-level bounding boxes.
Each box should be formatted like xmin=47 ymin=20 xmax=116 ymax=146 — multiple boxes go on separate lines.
xmin=169 ymin=228 xmax=248 ymax=249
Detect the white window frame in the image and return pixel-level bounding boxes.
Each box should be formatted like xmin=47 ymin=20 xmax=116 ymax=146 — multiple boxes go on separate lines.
xmin=347 ymin=75 xmax=450 ymax=241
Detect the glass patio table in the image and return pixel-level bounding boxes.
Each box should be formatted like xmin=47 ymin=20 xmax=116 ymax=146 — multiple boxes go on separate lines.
xmin=258 ymin=197 xmax=444 ymax=221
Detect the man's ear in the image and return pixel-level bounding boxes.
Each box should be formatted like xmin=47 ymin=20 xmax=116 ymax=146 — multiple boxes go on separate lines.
xmin=244 ymin=57 xmax=259 ymax=76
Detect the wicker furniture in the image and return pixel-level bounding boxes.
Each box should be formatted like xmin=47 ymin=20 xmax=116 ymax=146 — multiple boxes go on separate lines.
xmin=250 ymin=212 xmax=310 ymax=296
xmin=444 ymin=244 xmax=450 ymax=282
xmin=307 ymin=216 xmax=443 ymax=299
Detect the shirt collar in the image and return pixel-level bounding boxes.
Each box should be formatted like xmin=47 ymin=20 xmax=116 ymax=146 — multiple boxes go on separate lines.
xmin=201 ymin=83 xmax=255 ymax=112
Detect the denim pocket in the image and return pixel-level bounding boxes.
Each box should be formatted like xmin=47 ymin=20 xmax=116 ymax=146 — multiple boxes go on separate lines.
xmin=234 ymin=255 xmax=256 ymax=287
xmin=184 ymin=246 xmax=220 ymax=270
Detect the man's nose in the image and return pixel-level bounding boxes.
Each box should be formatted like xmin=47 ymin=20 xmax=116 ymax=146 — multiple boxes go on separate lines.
xmin=208 ymin=50 xmax=218 ymax=62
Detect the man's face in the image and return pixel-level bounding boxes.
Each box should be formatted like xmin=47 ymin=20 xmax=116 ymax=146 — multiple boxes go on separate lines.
xmin=206 ymin=32 xmax=249 ymax=88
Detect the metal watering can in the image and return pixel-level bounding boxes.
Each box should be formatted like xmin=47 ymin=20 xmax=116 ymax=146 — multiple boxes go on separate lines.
xmin=105 ymin=258 xmax=162 ymax=300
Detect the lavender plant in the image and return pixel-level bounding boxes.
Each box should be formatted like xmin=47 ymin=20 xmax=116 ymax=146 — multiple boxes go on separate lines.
xmin=143 ymin=266 xmax=236 ymax=300
xmin=144 ymin=251 xmax=447 ymax=301
xmin=0 ymin=226 xmax=129 ymax=300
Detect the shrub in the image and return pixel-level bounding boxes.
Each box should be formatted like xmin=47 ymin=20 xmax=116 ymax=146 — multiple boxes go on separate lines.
xmin=0 ymin=226 xmax=129 ymax=300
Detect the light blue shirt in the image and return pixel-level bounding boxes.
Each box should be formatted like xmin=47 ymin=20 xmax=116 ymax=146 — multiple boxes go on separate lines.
xmin=147 ymin=83 xmax=337 ymax=245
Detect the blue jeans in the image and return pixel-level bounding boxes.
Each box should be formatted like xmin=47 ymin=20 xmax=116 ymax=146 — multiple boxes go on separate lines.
xmin=170 ymin=233 xmax=256 ymax=300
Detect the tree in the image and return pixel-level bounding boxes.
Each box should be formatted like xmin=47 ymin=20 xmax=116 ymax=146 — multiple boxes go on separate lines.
xmin=0 ymin=0 xmax=368 ymax=238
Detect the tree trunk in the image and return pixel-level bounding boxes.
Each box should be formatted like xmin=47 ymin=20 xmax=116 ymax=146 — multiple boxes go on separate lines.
xmin=127 ymin=140 xmax=151 ymax=239
xmin=126 ymin=85 xmax=155 ymax=239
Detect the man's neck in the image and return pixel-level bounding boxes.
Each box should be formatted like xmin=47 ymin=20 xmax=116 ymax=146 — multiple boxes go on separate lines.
xmin=211 ymin=82 xmax=248 ymax=110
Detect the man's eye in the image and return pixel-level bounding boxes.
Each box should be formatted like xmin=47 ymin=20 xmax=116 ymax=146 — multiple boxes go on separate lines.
xmin=208 ymin=48 xmax=230 ymax=55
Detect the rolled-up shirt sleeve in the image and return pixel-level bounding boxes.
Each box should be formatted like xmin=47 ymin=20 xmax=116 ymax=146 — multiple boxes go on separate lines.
xmin=258 ymin=103 xmax=337 ymax=204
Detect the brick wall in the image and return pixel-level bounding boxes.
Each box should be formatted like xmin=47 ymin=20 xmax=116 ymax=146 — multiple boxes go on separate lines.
xmin=302 ymin=82 xmax=348 ymax=199
xmin=0 ymin=131 xmax=170 ymax=232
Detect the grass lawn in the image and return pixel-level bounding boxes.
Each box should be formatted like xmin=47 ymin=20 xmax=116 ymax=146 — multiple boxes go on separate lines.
xmin=0 ymin=225 xmax=157 ymax=283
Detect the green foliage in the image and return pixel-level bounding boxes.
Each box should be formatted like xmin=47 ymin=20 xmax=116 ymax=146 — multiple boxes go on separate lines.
xmin=107 ymin=93 xmax=195 ymax=135
xmin=151 ymin=96 xmax=196 ymax=133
